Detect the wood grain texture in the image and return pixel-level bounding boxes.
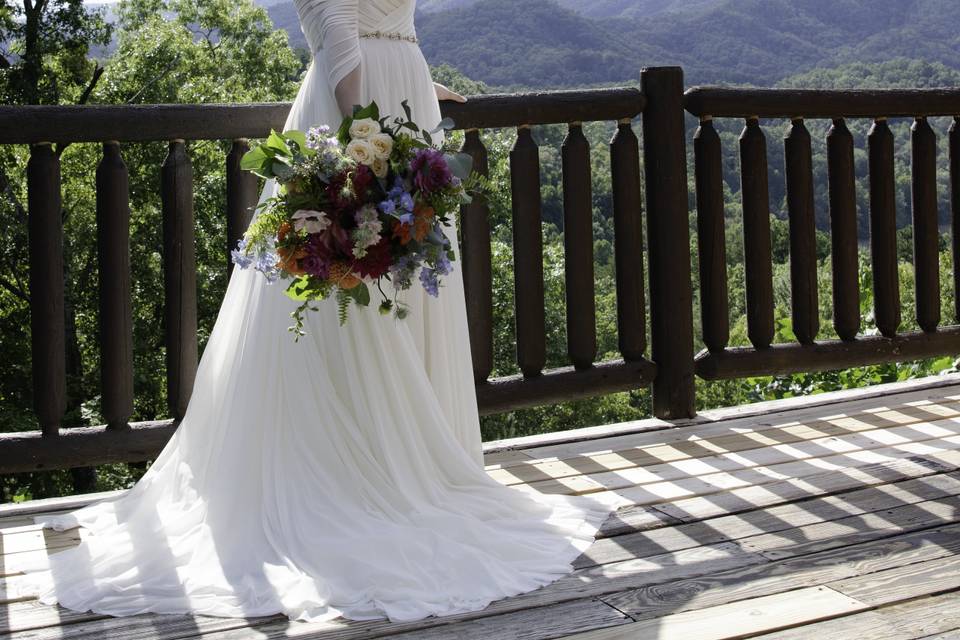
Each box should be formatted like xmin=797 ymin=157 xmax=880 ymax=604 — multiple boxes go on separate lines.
xmin=694 ymin=118 xmax=729 ymax=352
xmin=8 ymin=385 xmax=960 ymax=639
xmin=609 ymin=122 xmax=647 ymax=361
xmin=739 ymin=118 xmax=775 ymax=350
xmin=868 ymin=119 xmax=901 ymax=338
xmin=602 ymin=523 xmax=960 ymax=621
xmin=785 ymin=119 xmax=819 ymax=344
xmin=27 ymin=143 xmax=65 ymax=437
xmin=684 ymin=87 xmax=960 ymax=118
xmin=96 ymin=142 xmax=134 ymax=431
xmin=641 ymin=66 xmax=696 ymax=419
xmin=563 ymin=587 xmax=867 ymax=640
xmin=827 ymin=119 xmax=861 ymax=341
xmin=561 ymin=124 xmax=596 ymax=370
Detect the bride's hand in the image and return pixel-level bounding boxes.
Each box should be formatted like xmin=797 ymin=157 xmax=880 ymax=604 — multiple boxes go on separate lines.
xmin=434 ymin=82 xmax=467 ymax=103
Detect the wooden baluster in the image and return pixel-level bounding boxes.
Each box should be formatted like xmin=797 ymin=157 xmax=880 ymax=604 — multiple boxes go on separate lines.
xmin=785 ymin=118 xmax=819 ymax=344
xmin=912 ymin=117 xmax=940 ymax=333
xmin=641 ymin=66 xmax=695 ymax=418
xmin=827 ymin=118 xmax=860 ymax=341
xmin=868 ymin=119 xmax=900 ymax=338
xmin=460 ymin=129 xmax=494 ymax=383
xmin=226 ymin=139 xmax=257 ymax=279
xmin=561 ymin=122 xmax=596 ymax=370
xmin=694 ymin=117 xmax=729 ymax=353
xmin=161 ymin=140 xmax=198 ymax=420
xmin=510 ymin=125 xmax=546 ymax=377
xmin=739 ymin=117 xmax=775 ymax=349
xmin=27 ymin=143 xmax=66 ymax=437
xmin=96 ymin=142 xmax=134 ymax=431
xmin=951 ymin=117 xmax=960 ymax=322
xmin=610 ymin=119 xmax=646 ymax=361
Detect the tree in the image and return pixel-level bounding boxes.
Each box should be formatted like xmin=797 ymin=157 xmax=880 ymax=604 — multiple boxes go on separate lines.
xmin=0 ymin=0 xmax=302 ymax=502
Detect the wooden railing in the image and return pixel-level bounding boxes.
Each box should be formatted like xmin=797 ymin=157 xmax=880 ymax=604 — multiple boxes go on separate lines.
xmin=0 ymin=71 xmax=692 ymax=474
xmin=685 ymin=86 xmax=960 ymax=379
xmin=5 ymin=66 xmax=960 ymax=475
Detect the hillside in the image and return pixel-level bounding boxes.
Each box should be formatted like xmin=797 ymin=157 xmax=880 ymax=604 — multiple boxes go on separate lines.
xmin=417 ymin=0 xmax=723 ymax=18
xmin=414 ymin=0 xmax=960 ymax=88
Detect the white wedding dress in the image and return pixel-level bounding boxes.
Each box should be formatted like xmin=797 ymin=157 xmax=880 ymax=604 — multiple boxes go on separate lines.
xmin=21 ymin=0 xmax=620 ymax=624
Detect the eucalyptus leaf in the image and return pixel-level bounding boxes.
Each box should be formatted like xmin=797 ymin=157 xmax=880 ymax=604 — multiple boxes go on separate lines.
xmin=430 ymin=117 xmax=455 ymax=133
xmin=444 ymin=152 xmax=473 ymax=180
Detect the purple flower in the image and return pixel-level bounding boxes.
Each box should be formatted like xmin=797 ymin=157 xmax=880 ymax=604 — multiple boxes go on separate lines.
xmin=301 ymin=254 xmax=331 ymax=279
xmin=388 ymin=177 xmax=405 ymax=199
xmin=398 ymin=212 xmax=414 ymax=225
xmin=231 ymin=238 xmax=253 ymax=269
xmin=435 ymin=250 xmax=453 ymax=276
xmin=379 ymin=199 xmax=397 ymax=215
xmin=409 ymin=148 xmax=452 ymax=194
xmin=400 ymin=192 xmax=415 ymax=212
xmin=419 ymin=267 xmax=440 ymax=297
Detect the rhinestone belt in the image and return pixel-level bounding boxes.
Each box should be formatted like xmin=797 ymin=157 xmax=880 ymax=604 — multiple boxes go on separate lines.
xmin=359 ymin=30 xmax=419 ymax=44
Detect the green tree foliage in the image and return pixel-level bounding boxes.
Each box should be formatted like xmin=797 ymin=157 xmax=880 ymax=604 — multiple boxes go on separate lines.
xmin=0 ymin=0 xmax=300 ymax=501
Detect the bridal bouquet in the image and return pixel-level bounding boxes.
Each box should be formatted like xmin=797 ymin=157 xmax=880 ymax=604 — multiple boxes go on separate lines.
xmin=232 ymin=101 xmax=473 ymax=335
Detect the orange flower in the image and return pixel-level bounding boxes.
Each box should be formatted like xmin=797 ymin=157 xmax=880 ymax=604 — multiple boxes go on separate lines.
xmin=278 ymin=221 xmax=293 ymax=242
xmin=413 ymin=206 xmax=434 ymax=242
xmin=277 ymin=245 xmax=308 ymax=275
xmin=328 ymin=260 xmax=361 ymax=289
xmin=392 ymin=220 xmax=412 ymax=245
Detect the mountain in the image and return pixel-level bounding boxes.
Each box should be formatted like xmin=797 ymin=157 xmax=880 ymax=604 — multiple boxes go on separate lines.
xmin=417 ymin=0 xmax=724 ymax=18
xmin=413 ymin=0 xmax=960 ymax=88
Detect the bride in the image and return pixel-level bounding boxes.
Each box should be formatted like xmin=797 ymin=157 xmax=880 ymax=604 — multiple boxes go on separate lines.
xmin=23 ymin=0 xmax=619 ymax=624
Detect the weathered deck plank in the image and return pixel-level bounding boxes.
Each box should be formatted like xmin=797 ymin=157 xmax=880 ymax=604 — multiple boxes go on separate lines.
xmin=5 ymin=380 xmax=960 ymax=640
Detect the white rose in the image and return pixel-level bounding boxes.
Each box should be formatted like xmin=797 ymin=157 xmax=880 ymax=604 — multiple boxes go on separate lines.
xmin=346 ymin=139 xmax=376 ymax=165
xmin=371 ymin=156 xmax=389 ymax=178
xmin=368 ymin=133 xmax=394 ymax=160
xmin=349 ymin=118 xmax=379 ymax=139
xmin=291 ymin=209 xmax=332 ymax=234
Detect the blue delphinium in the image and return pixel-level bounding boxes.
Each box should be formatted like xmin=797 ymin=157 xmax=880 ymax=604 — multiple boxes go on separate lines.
xmin=231 ymin=238 xmax=253 ymax=269
xmin=379 ymin=199 xmax=396 ymax=215
xmin=399 ymin=192 xmax=415 ymax=212
xmin=233 ymin=238 xmax=281 ymax=283
xmin=419 ymin=267 xmax=440 ymax=297
xmin=254 ymin=250 xmax=281 ymax=283
xmin=387 ymin=177 xmax=405 ymax=199
xmin=435 ymin=250 xmax=453 ymax=276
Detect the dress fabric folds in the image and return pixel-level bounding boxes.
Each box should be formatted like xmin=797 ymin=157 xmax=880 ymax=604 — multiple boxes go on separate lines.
xmin=19 ymin=0 xmax=622 ymax=623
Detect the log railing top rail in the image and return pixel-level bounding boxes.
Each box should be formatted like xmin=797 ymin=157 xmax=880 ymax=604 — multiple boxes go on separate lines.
xmin=684 ymin=86 xmax=960 ymax=118
xmin=0 ymin=87 xmax=645 ymax=145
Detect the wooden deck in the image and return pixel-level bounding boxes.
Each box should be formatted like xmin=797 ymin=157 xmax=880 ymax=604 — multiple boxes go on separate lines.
xmin=4 ymin=375 xmax=960 ymax=639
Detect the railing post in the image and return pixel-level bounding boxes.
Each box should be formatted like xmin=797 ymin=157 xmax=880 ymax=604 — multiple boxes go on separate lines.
xmin=27 ymin=142 xmax=66 ymax=437
xmin=96 ymin=142 xmax=134 ymax=430
xmin=226 ymin=139 xmax=257 ymax=279
xmin=161 ymin=140 xmax=198 ymax=421
xmin=641 ymin=66 xmax=696 ymax=419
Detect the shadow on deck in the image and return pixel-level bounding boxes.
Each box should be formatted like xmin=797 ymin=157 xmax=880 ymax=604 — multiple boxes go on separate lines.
xmin=2 ymin=374 xmax=960 ymax=639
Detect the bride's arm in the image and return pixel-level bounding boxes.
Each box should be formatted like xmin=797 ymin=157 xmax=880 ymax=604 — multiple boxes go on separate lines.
xmin=317 ymin=0 xmax=362 ymax=117
xmin=434 ymin=82 xmax=467 ymax=103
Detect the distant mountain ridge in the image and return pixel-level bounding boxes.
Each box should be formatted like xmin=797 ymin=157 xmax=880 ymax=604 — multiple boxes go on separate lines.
xmin=265 ymin=0 xmax=960 ymax=89
xmin=416 ymin=0 xmax=724 ymax=18
xmin=408 ymin=0 xmax=960 ymax=88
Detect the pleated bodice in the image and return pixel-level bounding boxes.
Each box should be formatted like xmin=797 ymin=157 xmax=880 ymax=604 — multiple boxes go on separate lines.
xmin=296 ymin=0 xmax=417 ymax=55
